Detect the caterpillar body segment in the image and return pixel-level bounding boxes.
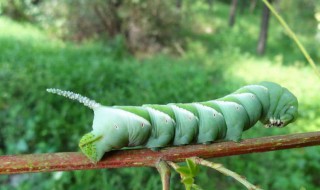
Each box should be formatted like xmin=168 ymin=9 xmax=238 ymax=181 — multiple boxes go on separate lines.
xmin=192 ymin=103 xmax=226 ymax=144
xmin=47 ymin=81 xmax=299 ymax=162
xmin=142 ymin=106 xmax=176 ymax=148
xmin=207 ymin=101 xmax=249 ymax=142
xmin=169 ymin=104 xmax=199 ymax=145
xmin=233 ymin=85 xmax=270 ymax=122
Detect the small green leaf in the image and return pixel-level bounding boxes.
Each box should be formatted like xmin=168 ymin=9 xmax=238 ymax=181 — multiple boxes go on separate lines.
xmin=184 ymin=184 xmax=192 ymax=190
xmin=191 ymin=184 xmax=203 ymax=190
xmin=181 ymin=176 xmax=194 ymax=185
xmin=186 ymin=158 xmax=199 ymax=176
xmin=176 ymin=166 xmax=191 ymax=176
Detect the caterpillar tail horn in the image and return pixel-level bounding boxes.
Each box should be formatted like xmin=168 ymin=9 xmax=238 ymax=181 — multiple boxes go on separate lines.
xmin=46 ymin=88 xmax=101 ymax=110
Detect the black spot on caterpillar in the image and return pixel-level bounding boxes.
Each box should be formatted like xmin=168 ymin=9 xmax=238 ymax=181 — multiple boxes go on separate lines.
xmin=47 ymin=81 xmax=298 ymax=162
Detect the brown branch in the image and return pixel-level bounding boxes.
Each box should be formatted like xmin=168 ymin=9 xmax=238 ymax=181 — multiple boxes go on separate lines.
xmin=1 ymin=131 xmax=320 ymax=175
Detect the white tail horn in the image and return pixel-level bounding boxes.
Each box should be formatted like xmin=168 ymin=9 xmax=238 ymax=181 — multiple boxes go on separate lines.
xmin=46 ymin=88 xmax=101 ymax=110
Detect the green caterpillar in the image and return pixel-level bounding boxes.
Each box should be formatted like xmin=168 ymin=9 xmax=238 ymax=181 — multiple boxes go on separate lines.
xmin=47 ymin=81 xmax=298 ymax=162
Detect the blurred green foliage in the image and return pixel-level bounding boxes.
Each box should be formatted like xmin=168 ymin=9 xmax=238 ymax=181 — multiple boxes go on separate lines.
xmin=1 ymin=1 xmax=320 ymax=190
xmin=1 ymin=0 xmax=185 ymax=55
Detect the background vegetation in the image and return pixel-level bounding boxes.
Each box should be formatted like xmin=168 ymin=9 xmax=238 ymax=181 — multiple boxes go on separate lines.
xmin=0 ymin=0 xmax=320 ymax=189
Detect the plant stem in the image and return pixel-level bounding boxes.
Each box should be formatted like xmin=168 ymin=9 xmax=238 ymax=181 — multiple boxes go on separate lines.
xmin=156 ymin=160 xmax=171 ymax=190
xmin=262 ymin=0 xmax=320 ymax=79
xmin=167 ymin=161 xmax=192 ymax=190
xmin=191 ymin=157 xmax=263 ymax=190
xmin=167 ymin=161 xmax=180 ymax=170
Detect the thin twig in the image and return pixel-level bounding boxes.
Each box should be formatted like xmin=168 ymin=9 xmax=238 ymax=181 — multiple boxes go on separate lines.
xmin=167 ymin=161 xmax=186 ymax=188
xmin=156 ymin=160 xmax=171 ymax=190
xmin=0 ymin=131 xmax=320 ymax=174
xmin=191 ymin=157 xmax=263 ymax=190
xmin=262 ymin=0 xmax=320 ymax=78
xmin=167 ymin=161 xmax=180 ymax=170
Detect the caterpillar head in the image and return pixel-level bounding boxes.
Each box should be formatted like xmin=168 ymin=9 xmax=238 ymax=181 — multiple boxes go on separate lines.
xmin=259 ymin=82 xmax=298 ymax=128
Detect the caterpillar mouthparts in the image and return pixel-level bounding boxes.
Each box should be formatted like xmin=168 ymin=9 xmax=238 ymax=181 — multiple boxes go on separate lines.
xmin=265 ymin=118 xmax=284 ymax=128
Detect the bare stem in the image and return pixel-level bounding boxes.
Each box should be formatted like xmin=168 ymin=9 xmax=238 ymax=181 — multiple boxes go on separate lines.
xmin=167 ymin=161 xmax=180 ymax=170
xmin=167 ymin=161 xmax=192 ymax=190
xmin=156 ymin=160 xmax=171 ymax=190
xmin=191 ymin=157 xmax=263 ymax=190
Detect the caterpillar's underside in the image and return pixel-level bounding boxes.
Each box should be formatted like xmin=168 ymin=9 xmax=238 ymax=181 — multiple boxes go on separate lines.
xmin=47 ymin=81 xmax=298 ymax=162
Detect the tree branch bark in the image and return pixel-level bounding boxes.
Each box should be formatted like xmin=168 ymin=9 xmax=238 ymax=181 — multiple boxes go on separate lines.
xmin=1 ymin=131 xmax=320 ymax=174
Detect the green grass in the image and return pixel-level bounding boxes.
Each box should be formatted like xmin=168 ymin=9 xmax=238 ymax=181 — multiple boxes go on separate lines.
xmin=1 ymin=1 xmax=320 ymax=189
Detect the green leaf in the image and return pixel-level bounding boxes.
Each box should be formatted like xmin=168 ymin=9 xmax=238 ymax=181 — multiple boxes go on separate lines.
xmin=184 ymin=184 xmax=192 ymax=190
xmin=181 ymin=176 xmax=194 ymax=185
xmin=176 ymin=166 xmax=191 ymax=176
xmin=186 ymin=158 xmax=199 ymax=176
xmin=191 ymin=184 xmax=203 ymax=190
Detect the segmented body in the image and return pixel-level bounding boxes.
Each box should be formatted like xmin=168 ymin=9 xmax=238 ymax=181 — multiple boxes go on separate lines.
xmin=47 ymin=81 xmax=298 ymax=162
